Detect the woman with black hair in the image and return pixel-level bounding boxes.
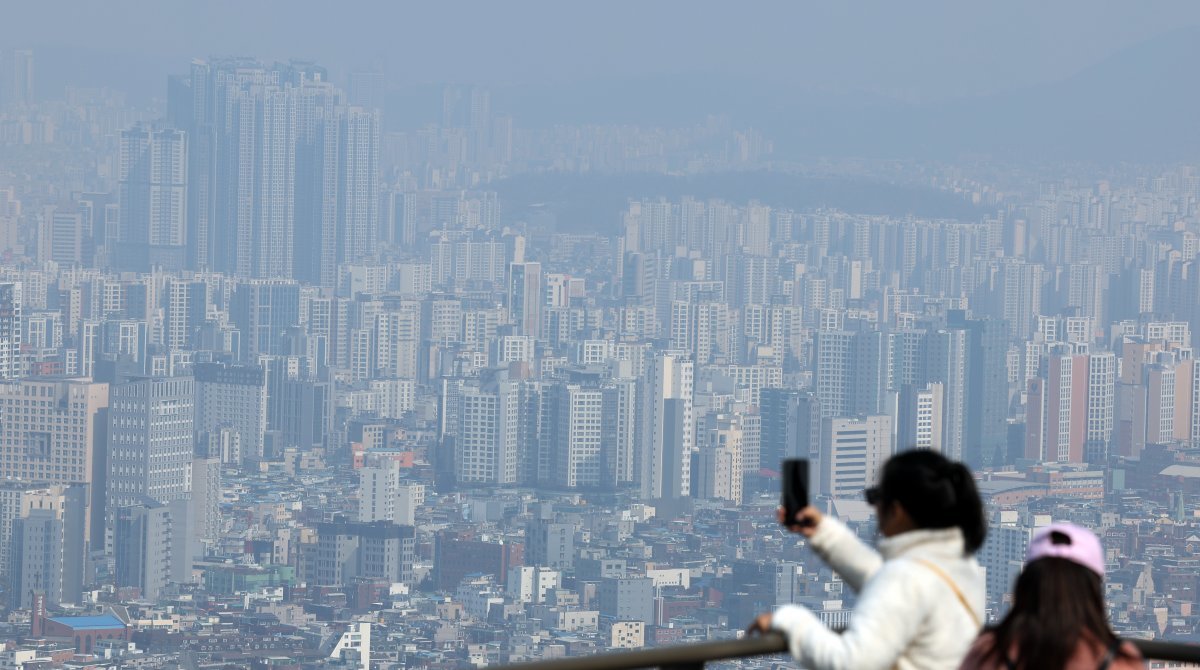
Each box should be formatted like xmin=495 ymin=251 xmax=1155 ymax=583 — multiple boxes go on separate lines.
xmin=958 ymin=523 xmax=1141 ymax=670
xmin=747 ymin=449 xmax=987 ymax=670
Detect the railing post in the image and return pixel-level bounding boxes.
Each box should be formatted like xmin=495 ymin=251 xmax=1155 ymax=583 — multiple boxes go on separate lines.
xmin=662 ymin=663 xmax=705 ymax=670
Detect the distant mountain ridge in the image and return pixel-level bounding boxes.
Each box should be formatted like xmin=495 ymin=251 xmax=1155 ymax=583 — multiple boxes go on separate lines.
xmin=493 ymin=171 xmax=985 ymax=236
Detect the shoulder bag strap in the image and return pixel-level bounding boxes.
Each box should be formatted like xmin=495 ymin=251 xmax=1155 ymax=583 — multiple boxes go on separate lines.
xmin=913 ymin=558 xmax=982 ymax=629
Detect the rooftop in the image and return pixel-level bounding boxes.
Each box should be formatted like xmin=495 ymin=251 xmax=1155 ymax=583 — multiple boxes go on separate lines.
xmin=47 ymin=614 xmax=127 ymax=631
xmin=1159 ymin=464 xmax=1200 ymax=478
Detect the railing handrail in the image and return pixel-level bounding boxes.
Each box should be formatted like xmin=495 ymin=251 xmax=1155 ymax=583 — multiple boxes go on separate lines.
xmin=499 ymin=631 xmax=1200 ymax=670
xmin=500 ymin=631 xmax=788 ymax=670
xmin=1133 ymin=639 xmax=1200 ymax=664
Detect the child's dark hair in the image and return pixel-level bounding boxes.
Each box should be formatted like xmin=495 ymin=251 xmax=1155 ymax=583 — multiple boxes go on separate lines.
xmin=981 ymin=557 xmax=1130 ymax=670
xmin=877 ymin=449 xmax=987 ymax=553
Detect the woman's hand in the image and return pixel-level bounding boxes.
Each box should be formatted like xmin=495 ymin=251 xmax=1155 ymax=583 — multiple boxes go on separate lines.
xmin=777 ymin=505 xmax=823 ymax=537
xmin=746 ymin=612 xmax=773 ymax=636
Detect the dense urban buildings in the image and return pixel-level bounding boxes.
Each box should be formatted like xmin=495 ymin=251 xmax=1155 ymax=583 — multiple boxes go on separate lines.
xmin=0 ymin=25 xmax=1198 ymax=669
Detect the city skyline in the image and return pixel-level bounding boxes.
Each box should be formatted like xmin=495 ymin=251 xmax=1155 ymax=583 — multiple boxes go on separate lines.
xmin=0 ymin=6 xmax=1197 ymax=668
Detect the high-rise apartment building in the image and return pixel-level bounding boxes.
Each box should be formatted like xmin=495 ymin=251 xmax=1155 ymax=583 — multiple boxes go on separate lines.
xmin=543 ymin=383 xmax=605 ymax=490
xmin=265 ymin=356 xmax=334 ymax=452
xmin=372 ymin=304 xmax=421 ymax=380
xmin=694 ymin=413 xmax=744 ymax=505
xmin=293 ymin=96 xmax=381 ymax=287
xmin=952 ymin=312 xmax=1011 ymax=468
xmin=897 ymin=383 xmax=944 ymax=452
xmin=468 ymin=87 xmax=491 ymax=163
xmin=979 ymin=511 xmax=1051 ymax=614
xmin=176 ymin=59 xmax=312 ymax=278
xmin=163 ymin=278 xmax=209 ymax=351
xmin=997 ymin=259 xmax=1044 ymax=341
xmin=621 ymin=252 xmax=658 ymax=313
xmin=1026 ymin=343 xmax=1115 ymax=464
xmin=336 ymin=107 xmax=380 ymax=267
xmin=230 ymin=280 xmax=301 ymax=361
xmin=0 ymin=282 xmax=22 ymax=380
xmin=292 ymin=79 xmax=340 ymax=287
xmin=889 ymin=313 xmax=1009 ymax=466
xmin=39 ymin=206 xmax=87 ymax=267
xmin=638 ymin=353 xmax=693 ymax=500
xmin=819 ymin=415 xmax=892 ymax=499
xmin=7 ymin=50 xmax=34 ymax=107
xmin=106 ymin=376 xmax=195 ymax=523
xmin=228 ymin=83 xmax=297 ymax=278
xmin=175 ymin=58 xmax=382 ymax=279
xmin=0 ymin=481 xmax=63 ymax=578
xmin=601 ymin=377 xmax=638 ymax=489
xmin=925 ymin=328 xmax=969 ymax=462
xmin=670 ymin=300 xmax=730 ymax=366
xmin=358 ymin=460 xmax=400 ymax=523
xmin=113 ymin=500 xmax=173 ymax=601
xmin=9 ymin=485 xmax=88 ymax=608
xmin=167 ymin=59 xmax=214 ymax=270
xmin=190 ymin=457 xmax=221 ymax=557
xmin=814 ymin=322 xmax=888 ymax=419
xmin=394 ymin=483 xmax=425 ymax=526
xmin=117 ymin=124 xmax=188 ymax=272
xmin=194 ymin=362 xmax=267 ymax=464
xmin=509 ymin=262 xmax=542 ymax=337
xmin=0 ymin=379 xmax=108 ymax=545
xmin=455 ymin=378 xmax=524 ymax=486
xmin=1085 ymin=351 xmax=1117 ymax=463
xmin=758 ymin=388 xmax=820 ymax=479
xmin=1137 ymin=356 xmax=1183 ymax=453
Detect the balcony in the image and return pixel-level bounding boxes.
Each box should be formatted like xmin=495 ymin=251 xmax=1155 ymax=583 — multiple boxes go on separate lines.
xmin=501 ymin=631 xmax=1200 ymax=670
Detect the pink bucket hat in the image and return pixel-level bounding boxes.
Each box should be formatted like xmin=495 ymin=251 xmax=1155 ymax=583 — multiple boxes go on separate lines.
xmin=1026 ymin=522 xmax=1106 ymax=577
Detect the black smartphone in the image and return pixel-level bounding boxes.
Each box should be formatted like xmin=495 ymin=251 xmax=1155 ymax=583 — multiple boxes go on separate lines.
xmin=780 ymin=458 xmax=809 ymax=527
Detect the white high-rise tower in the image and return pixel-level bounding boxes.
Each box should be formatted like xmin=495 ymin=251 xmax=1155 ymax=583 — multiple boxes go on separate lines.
xmin=638 ymin=352 xmax=694 ymax=500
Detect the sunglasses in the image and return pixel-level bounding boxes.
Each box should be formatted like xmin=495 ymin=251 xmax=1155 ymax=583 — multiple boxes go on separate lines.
xmin=864 ymin=486 xmax=882 ymax=506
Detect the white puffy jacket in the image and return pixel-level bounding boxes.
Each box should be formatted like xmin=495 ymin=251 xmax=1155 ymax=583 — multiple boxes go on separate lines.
xmin=770 ymin=516 xmax=985 ymax=670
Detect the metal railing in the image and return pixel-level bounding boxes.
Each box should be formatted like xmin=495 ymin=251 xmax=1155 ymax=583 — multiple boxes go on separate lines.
xmin=501 ymin=631 xmax=1200 ymax=670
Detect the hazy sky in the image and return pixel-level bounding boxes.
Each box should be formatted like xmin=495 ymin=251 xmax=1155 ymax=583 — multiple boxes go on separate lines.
xmin=5 ymin=1 xmax=1200 ymax=102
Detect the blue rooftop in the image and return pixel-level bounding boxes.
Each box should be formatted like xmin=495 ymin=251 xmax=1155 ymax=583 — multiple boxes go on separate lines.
xmin=47 ymin=614 xmax=126 ymax=631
